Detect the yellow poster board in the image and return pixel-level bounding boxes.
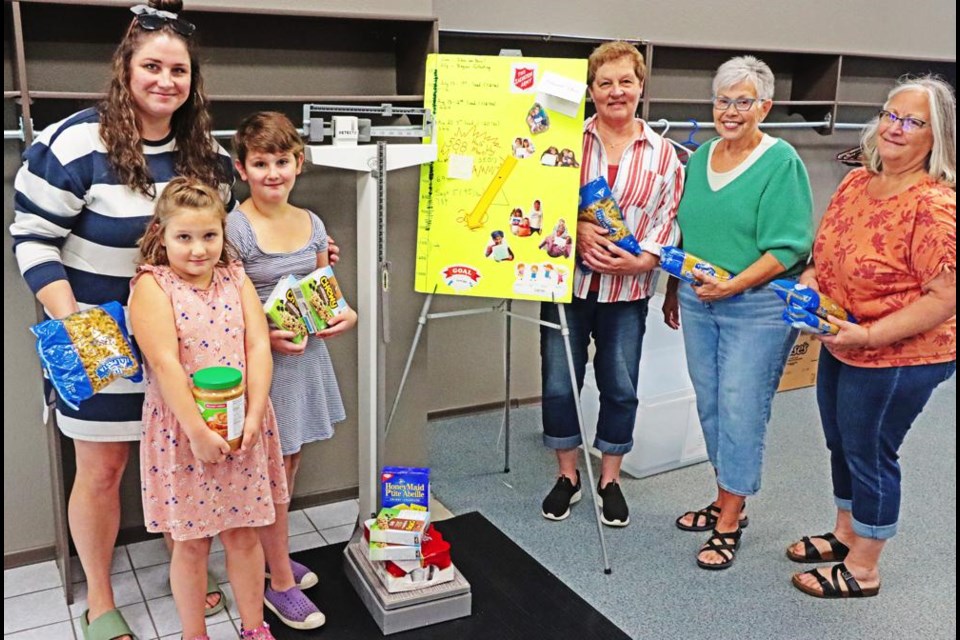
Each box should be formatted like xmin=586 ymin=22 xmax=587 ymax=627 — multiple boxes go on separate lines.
xmin=416 ymin=54 xmax=587 ymax=302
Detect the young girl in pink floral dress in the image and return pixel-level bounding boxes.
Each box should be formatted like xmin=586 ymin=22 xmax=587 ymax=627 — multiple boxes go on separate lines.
xmin=130 ymin=178 xmax=288 ymax=640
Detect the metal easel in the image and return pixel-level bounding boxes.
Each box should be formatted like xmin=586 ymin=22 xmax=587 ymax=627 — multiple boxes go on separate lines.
xmin=383 ymin=293 xmax=614 ymax=574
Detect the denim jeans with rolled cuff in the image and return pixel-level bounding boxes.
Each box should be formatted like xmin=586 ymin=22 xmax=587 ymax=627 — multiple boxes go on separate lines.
xmin=540 ymin=293 xmax=649 ymax=455
xmin=679 ymin=284 xmax=797 ymax=496
xmin=817 ymin=349 xmax=956 ymax=540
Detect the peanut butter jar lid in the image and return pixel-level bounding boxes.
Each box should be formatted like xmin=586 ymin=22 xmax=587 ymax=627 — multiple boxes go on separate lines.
xmin=193 ymin=366 xmax=243 ymax=390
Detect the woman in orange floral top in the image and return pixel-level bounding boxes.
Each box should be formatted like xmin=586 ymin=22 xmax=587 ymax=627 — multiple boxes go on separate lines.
xmin=789 ymin=76 xmax=956 ymax=599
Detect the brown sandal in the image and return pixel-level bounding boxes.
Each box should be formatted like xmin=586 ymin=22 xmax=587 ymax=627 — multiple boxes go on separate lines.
xmin=786 ymin=532 xmax=849 ymax=563
xmin=792 ymin=562 xmax=880 ymax=598
xmin=676 ymin=503 xmax=749 ymax=532
xmin=696 ymin=528 xmax=742 ymax=570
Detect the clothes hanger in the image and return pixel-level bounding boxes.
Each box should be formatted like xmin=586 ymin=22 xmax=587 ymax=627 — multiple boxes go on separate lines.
xmin=836 ymin=146 xmax=863 ymax=167
xmin=683 ymin=119 xmax=701 ymax=149
xmin=655 ymin=118 xmax=692 ymax=164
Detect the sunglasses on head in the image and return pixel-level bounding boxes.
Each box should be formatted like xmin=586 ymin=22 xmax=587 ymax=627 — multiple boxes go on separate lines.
xmin=130 ymin=5 xmax=196 ymax=37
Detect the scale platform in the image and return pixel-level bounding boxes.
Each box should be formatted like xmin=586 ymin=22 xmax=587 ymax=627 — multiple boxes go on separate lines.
xmin=343 ymin=536 xmax=471 ymax=635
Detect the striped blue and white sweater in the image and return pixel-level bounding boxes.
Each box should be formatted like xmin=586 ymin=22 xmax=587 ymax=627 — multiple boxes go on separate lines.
xmin=11 ymin=107 xmax=234 ymax=440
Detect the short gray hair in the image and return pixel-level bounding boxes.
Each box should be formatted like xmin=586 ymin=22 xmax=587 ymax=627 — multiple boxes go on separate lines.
xmin=860 ymin=74 xmax=956 ymax=187
xmin=712 ymin=56 xmax=775 ymax=100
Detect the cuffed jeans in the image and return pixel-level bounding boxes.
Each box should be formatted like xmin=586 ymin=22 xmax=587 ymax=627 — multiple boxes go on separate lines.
xmin=679 ymin=285 xmax=797 ymax=496
xmin=818 ymin=349 xmax=956 ymax=540
xmin=540 ymin=293 xmax=649 ymax=455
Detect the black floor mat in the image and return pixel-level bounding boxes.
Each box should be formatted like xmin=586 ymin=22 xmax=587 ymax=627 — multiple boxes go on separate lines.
xmin=275 ymin=510 xmax=629 ymax=639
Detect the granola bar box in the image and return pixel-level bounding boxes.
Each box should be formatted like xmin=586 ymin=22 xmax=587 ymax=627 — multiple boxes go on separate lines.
xmin=367 ymin=507 xmax=430 ymax=546
xmin=263 ymin=275 xmax=311 ymax=343
xmin=298 ymin=265 xmax=348 ymax=332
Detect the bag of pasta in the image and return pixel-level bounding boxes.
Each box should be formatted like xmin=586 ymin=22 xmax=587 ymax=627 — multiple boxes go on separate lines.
xmin=31 ymin=301 xmax=143 ymax=410
xmin=578 ymin=176 xmax=641 ymax=258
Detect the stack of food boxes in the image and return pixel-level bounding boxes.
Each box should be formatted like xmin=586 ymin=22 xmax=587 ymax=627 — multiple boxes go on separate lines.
xmin=363 ymin=467 xmax=455 ymax=593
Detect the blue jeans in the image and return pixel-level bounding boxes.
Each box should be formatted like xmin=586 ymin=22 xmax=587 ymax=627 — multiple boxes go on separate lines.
xmin=540 ymin=293 xmax=649 ymax=455
xmin=817 ymin=349 xmax=956 ymax=540
xmin=679 ymin=285 xmax=797 ymax=496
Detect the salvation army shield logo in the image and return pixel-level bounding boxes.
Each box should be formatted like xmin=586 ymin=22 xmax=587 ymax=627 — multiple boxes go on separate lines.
xmin=511 ymin=64 xmax=536 ymax=92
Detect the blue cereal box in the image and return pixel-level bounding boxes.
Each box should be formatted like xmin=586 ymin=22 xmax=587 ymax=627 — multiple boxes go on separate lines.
xmin=381 ymin=466 xmax=430 ymax=510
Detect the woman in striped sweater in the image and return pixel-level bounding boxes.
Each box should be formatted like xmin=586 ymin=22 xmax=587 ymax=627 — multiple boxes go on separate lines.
xmin=10 ymin=3 xmax=233 ymax=638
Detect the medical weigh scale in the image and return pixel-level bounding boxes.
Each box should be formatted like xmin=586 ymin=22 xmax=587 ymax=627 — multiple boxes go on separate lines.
xmin=303 ymin=103 xmax=471 ymax=634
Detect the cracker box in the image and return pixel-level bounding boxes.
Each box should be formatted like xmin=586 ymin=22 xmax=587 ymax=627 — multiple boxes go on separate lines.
xmin=263 ymin=275 xmax=312 ymax=343
xmin=381 ymin=466 xmax=430 ymax=510
xmin=368 ymin=507 xmax=430 ymax=546
xmin=299 ymin=265 xmax=348 ymax=332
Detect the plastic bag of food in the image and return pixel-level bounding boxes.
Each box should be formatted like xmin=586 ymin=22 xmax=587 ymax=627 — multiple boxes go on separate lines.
xmin=31 ymin=301 xmax=143 ymax=410
xmin=768 ymin=279 xmax=857 ymax=323
xmin=659 ymin=246 xmax=734 ymax=284
xmin=578 ymin=176 xmax=642 ymax=256
xmin=782 ymin=304 xmax=840 ymax=335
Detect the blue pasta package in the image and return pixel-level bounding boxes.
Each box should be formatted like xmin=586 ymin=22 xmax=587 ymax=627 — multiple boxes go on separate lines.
xmin=381 ymin=466 xmax=430 ymax=510
xmin=782 ymin=305 xmax=840 ymax=335
xmin=31 ymin=301 xmax=143 ymax=410
xmin=578 ymin=176 xmax=642 ymax=257
xmin=768 ymin=279 xmax=856 ymax=324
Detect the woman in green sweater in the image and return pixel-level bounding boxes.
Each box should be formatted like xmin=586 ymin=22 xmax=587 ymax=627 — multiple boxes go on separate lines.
xmin=664 ymin=56 xmax=814 ymax=569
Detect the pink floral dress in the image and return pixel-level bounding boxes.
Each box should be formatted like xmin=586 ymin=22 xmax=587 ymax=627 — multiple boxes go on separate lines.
xmin=133 ymin=262 xmax=289 ymax=541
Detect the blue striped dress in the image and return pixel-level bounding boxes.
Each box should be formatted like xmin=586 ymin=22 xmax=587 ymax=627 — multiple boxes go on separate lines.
xmin=10 ymin=108 xmax=235 ymax=441
xmin=226 ymin=208 xmax=346 ymax=456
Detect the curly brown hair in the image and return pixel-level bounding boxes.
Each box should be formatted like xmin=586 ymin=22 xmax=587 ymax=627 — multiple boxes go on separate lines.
xmin=98 ymin=0 xmax=228 ymax=197
xmin=138 ymin=177 xmax=231 ymax=267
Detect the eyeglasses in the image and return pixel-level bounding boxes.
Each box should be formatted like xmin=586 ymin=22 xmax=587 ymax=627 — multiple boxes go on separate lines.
xmin=131 ymin=8 xmax=196 ymax=38
xmin=877 ymin=109 xmax=927 ymax=133
xmin=713 ymin=97 xmax=763 ymax=112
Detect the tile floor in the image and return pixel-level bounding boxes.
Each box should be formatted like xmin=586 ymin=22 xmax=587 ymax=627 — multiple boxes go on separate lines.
xmin=3 ymin=500 xmax=361 ymax=640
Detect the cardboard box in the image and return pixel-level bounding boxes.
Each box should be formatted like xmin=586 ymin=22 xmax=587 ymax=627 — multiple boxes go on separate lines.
xmin=778 ymin=334 xmax=822 ymax=392
xmin=381 ymin=467 xmax=430 ymax=510
xmin=368 ymin=508 xmax=430 ymax=546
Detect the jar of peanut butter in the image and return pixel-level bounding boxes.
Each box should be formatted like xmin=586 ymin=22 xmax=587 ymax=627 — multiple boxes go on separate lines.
xmin=192 ymin=367 xmax=245 ymax=451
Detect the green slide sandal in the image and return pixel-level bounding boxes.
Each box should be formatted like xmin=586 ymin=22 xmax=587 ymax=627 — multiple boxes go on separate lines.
xmin=205 ymin=571 xmax=228 ymax=617
xmin=79 ymin=608 xmax=136 ymax=640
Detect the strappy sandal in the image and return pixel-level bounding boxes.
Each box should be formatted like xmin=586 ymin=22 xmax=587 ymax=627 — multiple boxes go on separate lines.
xmin=792 ymin=562 xmax=880 ymax=598
xmin=696 ymin=528 xmax=742 ymax=570
xmin=786 ymin=532 xmax=850 ymax=563
xmin=676 ymin=503 xmax=749 ymax=532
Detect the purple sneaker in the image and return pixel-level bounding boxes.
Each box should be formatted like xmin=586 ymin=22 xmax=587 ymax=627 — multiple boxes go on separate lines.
xmin=290 ymin=559 xmax=319 ymax=590
xmin=265 ymin=558 xmax=319 ymax=590
xmin=264 ymin=586 xmax=326 ymax=630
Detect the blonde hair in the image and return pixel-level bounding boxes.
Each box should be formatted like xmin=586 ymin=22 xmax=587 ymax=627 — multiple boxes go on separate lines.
xmin=587 ymin=41 xmax=646 ymax=87
xmin=138 ymin=177 xmax=230 ymax=266
xmin=860 ymin=74 xmax=956 ymax=187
